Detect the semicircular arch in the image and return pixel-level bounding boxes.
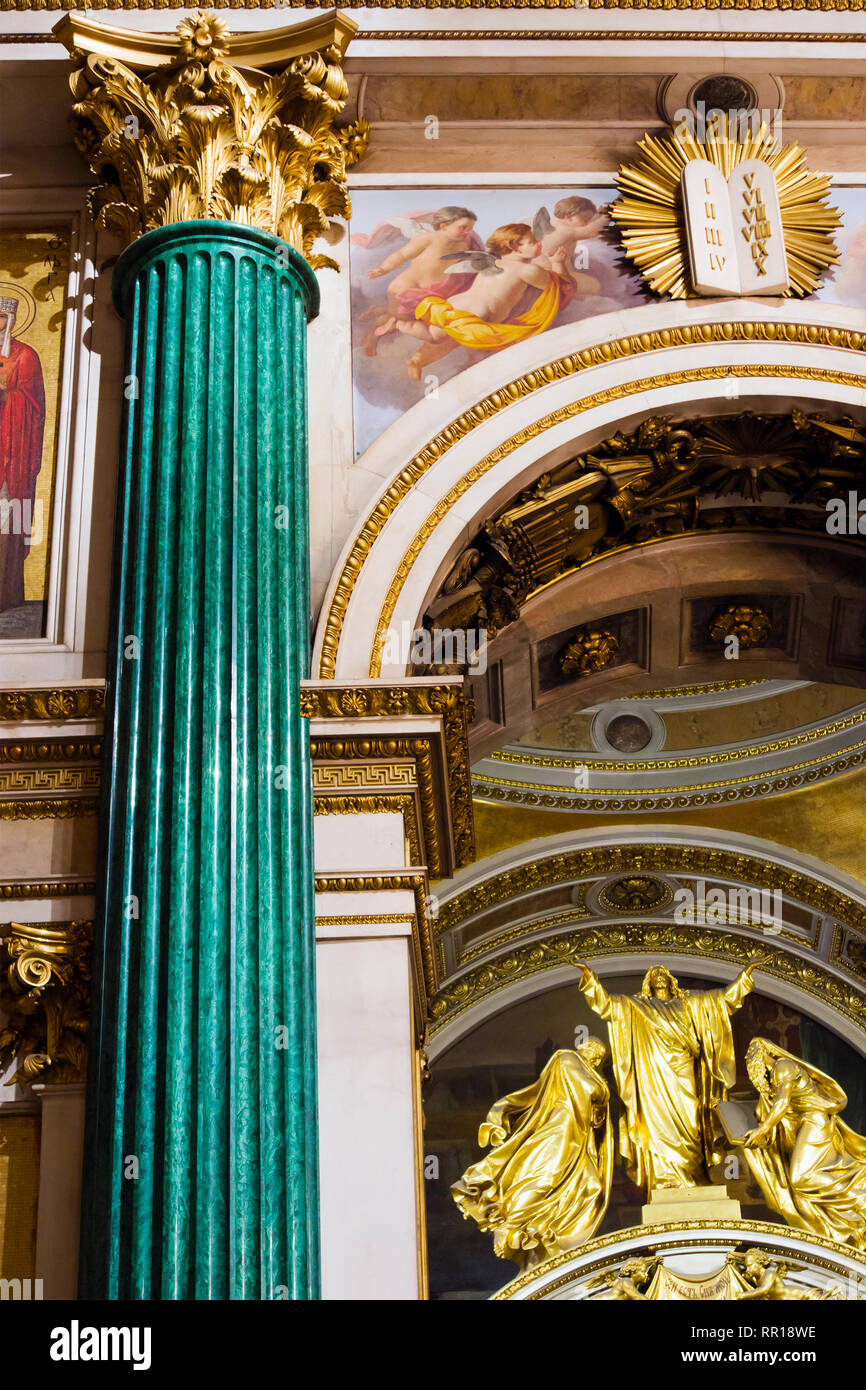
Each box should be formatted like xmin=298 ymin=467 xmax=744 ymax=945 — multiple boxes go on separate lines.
xmin=315 ymin=298 xmax=866 ymax=682
xmin=427 ymin=824 xmax=866 ymax=1061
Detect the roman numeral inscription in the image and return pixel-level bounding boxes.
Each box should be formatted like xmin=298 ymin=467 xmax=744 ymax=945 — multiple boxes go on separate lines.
xmin=681 ymin=157 xmax=789 ymax=296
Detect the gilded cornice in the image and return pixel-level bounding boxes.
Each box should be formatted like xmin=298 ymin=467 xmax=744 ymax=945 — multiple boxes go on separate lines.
xmin=303 ymin=683 xmax=475 ymax=869
xmin=6 ymin=0 xmax=866 ymax=10
xmin=55 ymin=9 xmax=367 ymax=266
xmin=0 ymin=919 xmax=92 ymax=1085
xmin=493 ymin=1219 xmax=866 ymax=1301
xmin=435 ymin=842 xmax=866 ymax=935
xmin=314 ymin=789 xmax=423 ymax=866
xmin=6 ymin=26 xmax=866 ymax=41
xmin=0 ymin=688 xmax=104 ymax=722
xmin=473 ymin=738 xmax=866 ymax=812
xmin=312 ymin=734 xmax=437 ymax=870
xmin=316 ymin=913 xmax=414 ymax=926
xmin=491 ymin=712 xmax=866 ymax=771
xmin=0 ymin=738 xmax=102 ymax=762
xmin=0 ymin=880 xmax=96 ymax=899
xmin=313 ymin=326 xmax=866 ymax=680
xmin=429 ymin=922 xmax=866 ymax=1035
xmin=0 ymin=797 xmax=100 ymax=820
xmin=315 ymin=870 xmax=435 ymax=1007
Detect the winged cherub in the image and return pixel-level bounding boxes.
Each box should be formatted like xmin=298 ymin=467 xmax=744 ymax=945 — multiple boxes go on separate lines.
xmin=532 ymin=196 xmax=611 ymax=271
xmin=394 ymin=222 xmax=575 ymax=380
xmin=358 ymin=206 xmax=483 ymax=355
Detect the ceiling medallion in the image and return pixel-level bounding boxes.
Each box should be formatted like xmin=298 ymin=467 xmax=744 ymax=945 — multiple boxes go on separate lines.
xmin=611 ymin=114 xmax=840 ymax=299
xmin=597 ymin=876 xmax=674 ymax=914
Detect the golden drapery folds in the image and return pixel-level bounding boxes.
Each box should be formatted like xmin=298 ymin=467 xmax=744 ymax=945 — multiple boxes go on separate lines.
xmin=451 ymin=1040 xmax=613 ymax=1268
xmin=739 ymin=1038 xmax=866 ymax=1250
xmin=54 ymin=9 xmax=370 ymax=269
xmin=577 ymin=962 xmax=756 ymax=1191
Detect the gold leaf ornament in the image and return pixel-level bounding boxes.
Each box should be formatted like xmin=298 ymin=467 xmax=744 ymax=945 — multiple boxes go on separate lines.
xmin=61 ymin=9 xmax=364 ymax=264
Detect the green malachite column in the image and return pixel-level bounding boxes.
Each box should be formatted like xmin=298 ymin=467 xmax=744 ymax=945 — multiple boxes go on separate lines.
xmin=79 ymin=221 xmax=320 ymax=1300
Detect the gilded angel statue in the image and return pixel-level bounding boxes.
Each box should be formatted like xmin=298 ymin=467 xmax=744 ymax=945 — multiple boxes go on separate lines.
xmin=735 ymin=1037 xmax=866 ymax=1250
xmin=728 ymin=1247 xmax=842 ymax=1300
xmin=451 ymin=1038 xmax=613 ymax=1269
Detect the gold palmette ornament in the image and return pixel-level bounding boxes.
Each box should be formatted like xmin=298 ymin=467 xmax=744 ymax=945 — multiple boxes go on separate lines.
xmin=611 ymin=114 xmax=841 ymax=299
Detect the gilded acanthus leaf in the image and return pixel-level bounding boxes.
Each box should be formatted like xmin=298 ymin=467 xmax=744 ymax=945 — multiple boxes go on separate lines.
xmin=63 ymin=9 xmax=368 ymax=265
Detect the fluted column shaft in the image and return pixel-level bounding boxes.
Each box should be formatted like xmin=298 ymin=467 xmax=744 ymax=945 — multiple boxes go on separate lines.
xmin=79 ymin=221 xmax=320 ymax=1300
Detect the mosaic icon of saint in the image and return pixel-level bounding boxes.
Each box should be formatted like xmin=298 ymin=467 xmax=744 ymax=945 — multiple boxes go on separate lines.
xmin=0 ymin=292 xmax=46 ymax=614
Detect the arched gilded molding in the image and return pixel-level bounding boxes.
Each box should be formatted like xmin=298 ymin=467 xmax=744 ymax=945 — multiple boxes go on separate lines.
xmin=314 ymin=299 xmax=866 ymax=683
xmin=494 ymin=1222 xmax=866 ymax=1302
xmin=426 ymin=825 xmax=866 ymax=1058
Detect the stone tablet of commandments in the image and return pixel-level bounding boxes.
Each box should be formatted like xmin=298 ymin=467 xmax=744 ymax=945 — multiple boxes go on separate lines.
xmin=716 ymin=1098 xmax=757 ymax=1144
xmin=681 ymin=158 xmax=789 ymax=296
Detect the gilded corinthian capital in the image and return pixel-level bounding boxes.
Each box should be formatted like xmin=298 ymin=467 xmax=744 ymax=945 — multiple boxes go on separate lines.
xmin=54 ymin=9 xmax=369 ymax=269
xmin=0 ymin=920 xmax=92 ymax=1085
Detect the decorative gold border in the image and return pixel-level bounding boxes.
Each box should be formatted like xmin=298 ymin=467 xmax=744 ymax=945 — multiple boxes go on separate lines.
xmin=0 ymin=880 xmax=96 ymax=899
xmin=0 ymin=689 xmax=105 ymax=722
xmin=315 ymin=870 xmax=434 ymax=1004
xmin=0 ymin=738 xmax=102 ymax=762
xmin=458 ymin=903 xmax=592 ymax=965
xmin=492 ymin=711 xmax=866 ymax=772
xmin=492 ymin=1218 xmax=866 ymax=1300
xmin=454 ymin=884 xmax=817 ymax=964
xmin=0 ymin=767 xmax=102 ymax=795
xmin=635 ymin=678 xmax=767 ymax=698
xmin=314 ymin=326 xmax=866 ymax=680
xmin=435 ymin=841 xmax=866 ymax=934
xmin=315 ymin=913 xmax=415 ymax=926
xmin=5 ymin=26 xmax=866 ymax=40
xmin=473 ymin=737 xmax=866 ymax=811
xmin=429 ymin=921 xmax=866 ymax=1035
xmin=314 ymin=790 xmax=423 ymax=867
xmin=3 ymin=0 xmax=864 ymax=10
xmin=0 ymin=797 xmax=99 ymax=820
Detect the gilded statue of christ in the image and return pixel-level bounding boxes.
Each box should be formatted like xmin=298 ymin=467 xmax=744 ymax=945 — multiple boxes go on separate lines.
xmin=574 ymin=961 xmax=761 ymax=1192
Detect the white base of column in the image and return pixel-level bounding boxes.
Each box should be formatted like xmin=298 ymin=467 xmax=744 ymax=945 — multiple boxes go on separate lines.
xmin=316 ymin=912 xmax=423 ymax=1301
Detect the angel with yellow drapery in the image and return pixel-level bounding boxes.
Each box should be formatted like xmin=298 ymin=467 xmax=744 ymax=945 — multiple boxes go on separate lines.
xmin=394 ymin=223 xmax=579 ymax=381
xmin=574 ymin=961 xmax=762 ymax=1192
xmin=736 ymin=1037 xmax=866 ymax=1250
xmin=451 ymin=1039 xmax=613 ymax=1269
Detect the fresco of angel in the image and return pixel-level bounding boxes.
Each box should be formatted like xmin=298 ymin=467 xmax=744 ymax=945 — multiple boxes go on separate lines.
xmin=353 ymin=206 xmax=484 ymax=355
xmin=392 ymin=222 xmax=579 ymax=380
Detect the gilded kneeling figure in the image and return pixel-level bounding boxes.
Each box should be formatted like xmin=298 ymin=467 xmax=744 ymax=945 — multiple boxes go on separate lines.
xmin=451 ymin=1038 xmax=612 ymax=1269
xmin=738 ymin=1037 xmax=866 ymax=1250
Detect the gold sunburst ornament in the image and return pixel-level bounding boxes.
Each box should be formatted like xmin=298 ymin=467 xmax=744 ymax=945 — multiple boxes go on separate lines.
xmin=610 ymin=114 xmax=841 ymax=299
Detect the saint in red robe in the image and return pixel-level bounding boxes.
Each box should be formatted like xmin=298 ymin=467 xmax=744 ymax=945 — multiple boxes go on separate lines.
xmin=0 ymin=337 xmax=46 ymax=613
